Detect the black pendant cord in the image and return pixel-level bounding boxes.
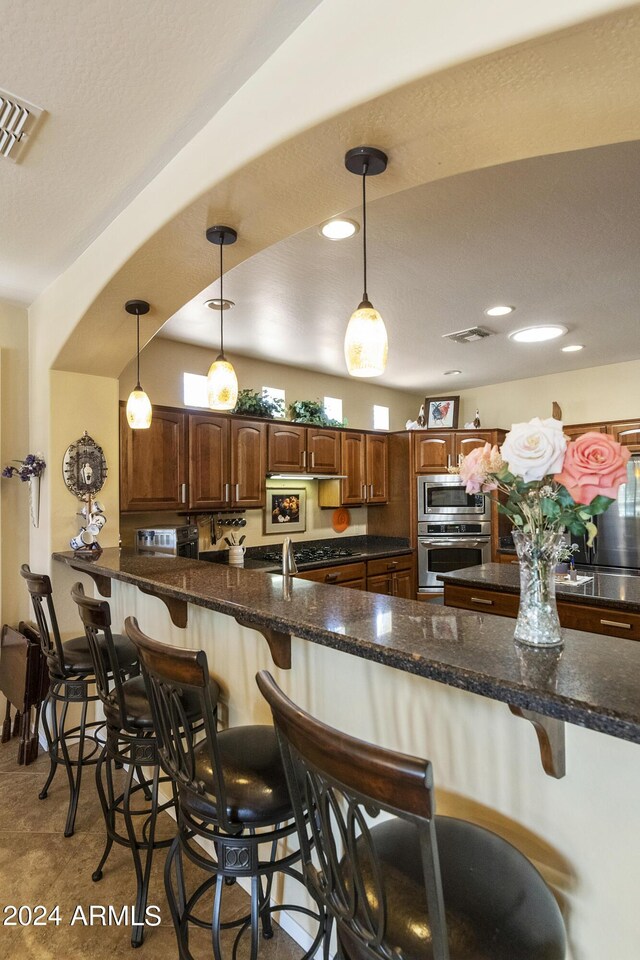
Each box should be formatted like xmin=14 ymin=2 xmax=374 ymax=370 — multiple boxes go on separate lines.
xmin=361 ymin=159 xmax=369 ymax=301
xmin=135 ymin=309 xmax=142 ymax=390
xmin=219 ymin=237 xmax=225 ymax=359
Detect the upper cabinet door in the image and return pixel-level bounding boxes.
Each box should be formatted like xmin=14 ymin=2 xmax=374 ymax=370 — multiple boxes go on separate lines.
xmin=608 ymin=421 xmax=640 ymax=453
xmin=267 ymin=424 xmax=306 ymax=473
xmin=563 ymin=423 xmax=607 ymax=440
xmin=341 ymin=432 xmax=366 ymax=504
xmin=307 ymin=429 xmax=341 ymax=474
xmin=188 ymin=414 xmax=229 ymax=510
xmin=120 ymin=406 xmax=187 ymax=512
xmin=366 ymin=434 xmax=388 ymax=503
xmin=455 ymin=432 xmax=496 ymax=462
xmin=231 ymin=419 xmax=266 ymax=508
xmin=413 ymin=432 xmax=454 ymax=473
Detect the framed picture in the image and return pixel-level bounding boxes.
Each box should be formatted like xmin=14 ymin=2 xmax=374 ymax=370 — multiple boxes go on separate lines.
xmin=264 ymin=489 xmax=306 ymax=534
xmin=424 ymin=395 xmax=459 ymax=430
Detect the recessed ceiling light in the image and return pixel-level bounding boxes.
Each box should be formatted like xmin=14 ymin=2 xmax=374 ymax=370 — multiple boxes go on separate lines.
xmin=444 ymin=369 xmax=462 ymax=375
xmin=509 ymin=325 xmax=568 ymax=343
xmin=485 ymin=305 xmax=514 ymax=317
xmin=205 ymin=298 xmax=235 ymax=311
xmin=319 ymin=218 xmax=359 ymax=240
xmin=562 ymin=344 xmax=584 ymax=353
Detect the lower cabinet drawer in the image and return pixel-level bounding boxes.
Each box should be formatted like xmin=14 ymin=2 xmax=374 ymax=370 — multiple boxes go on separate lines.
xmin=367 ymin=553 xmax=413 ymax=576
xmin=558 ymin=602 xmax=640 ymax=640
xmin=444 ymin=584 xmax=520 ymax=618
xmin=297 ymin=562 xmax=366 ymax=586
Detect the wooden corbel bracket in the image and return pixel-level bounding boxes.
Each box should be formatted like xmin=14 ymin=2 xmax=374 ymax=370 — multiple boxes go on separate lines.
xmin=74 ymin=568 xmax=112 ymax=598
xmin=234 ymin=618 xmax=292 ymax=669
xmin=137 ymin=585 xmax=188 ymax=629
xmin=509 ymin=705 xmax=566 ymax=779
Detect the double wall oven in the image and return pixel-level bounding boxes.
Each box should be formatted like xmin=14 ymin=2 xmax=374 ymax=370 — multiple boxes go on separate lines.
xmin=417 ymin=475 xmax=492 ymax=592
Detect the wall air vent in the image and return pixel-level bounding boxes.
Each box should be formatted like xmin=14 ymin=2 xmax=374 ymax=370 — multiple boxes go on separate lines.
xmin=442 ymin=326 xmax=494 ymax=344
xmin=0 ymin=89 xmax=43 ymax=163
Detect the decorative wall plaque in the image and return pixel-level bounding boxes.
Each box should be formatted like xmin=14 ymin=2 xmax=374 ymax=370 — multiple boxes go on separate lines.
xmin=62 ymin=432 xmax=108 ymax=501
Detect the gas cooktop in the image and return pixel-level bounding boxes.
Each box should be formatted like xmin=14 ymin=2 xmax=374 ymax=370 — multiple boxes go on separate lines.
xmin=261 ymin=545 xmax=359 ymax=565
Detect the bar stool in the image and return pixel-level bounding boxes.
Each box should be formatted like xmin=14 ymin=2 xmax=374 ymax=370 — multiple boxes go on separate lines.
xmin=20 ymin=564 xmax=138 ymax=837
xmin=125 ymin=617 xmax=324 ymax=960
xmin=72 ymin=583 xmax=210 ymax=947
xmin=257 ymin=671 xmax=567 ymax=960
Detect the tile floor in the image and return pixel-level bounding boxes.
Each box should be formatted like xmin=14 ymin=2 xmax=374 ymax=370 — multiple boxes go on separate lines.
xmin=0 ymin=736 xmax=303 ymax=959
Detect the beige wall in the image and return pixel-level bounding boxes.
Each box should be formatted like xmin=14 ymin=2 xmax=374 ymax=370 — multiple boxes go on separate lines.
xmin=0 ymin=301 xmax=30 ymax=625
xmin=119 ymin=337 xmax=422 ymax=432
xmin=457 ymin=358 xmax=640 ymax=431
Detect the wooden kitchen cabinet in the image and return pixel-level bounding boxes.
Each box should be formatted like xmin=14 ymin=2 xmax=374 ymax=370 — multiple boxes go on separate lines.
xmin=188 ymin=415 xmax=266 ymax=510
xmin=607 ymin=421 xmax=640 ymax=453
xmin=367 ymin=553 xmax=415 ymax=598
xmin=267 ymin=424 xmax=341 ymax=475
xmin=455 ymin=431 xmax=496 ymax=460
xmin=296 ymin=561 xmax=366 ymax=590
xmin=120 ymin=405 xmax=187 ymax=512
xmin=563 ymin=422 xmax=607 ymax=440
xmin=340 ymin=432 xmax=388 ymax=505
xmin=413 ymin=432 xmax=453 ymax=473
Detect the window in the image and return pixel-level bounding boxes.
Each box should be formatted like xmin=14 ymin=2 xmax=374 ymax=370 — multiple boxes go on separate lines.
xmin=324 ymin=396 xmax=343 ymax=423
xmin=263 ymin=386 xmax=286 ymax=416
xmin=373 ymin=404 xmax=390 ymax=431
xmin=183 ymin=372 xmax=208 ymax=407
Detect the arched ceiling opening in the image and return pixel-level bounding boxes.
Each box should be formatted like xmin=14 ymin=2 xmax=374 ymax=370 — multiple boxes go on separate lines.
xmin=49 ymin=4 xmax=640 ymax=379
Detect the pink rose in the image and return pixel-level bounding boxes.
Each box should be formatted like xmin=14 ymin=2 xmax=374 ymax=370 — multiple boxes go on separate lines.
xmin=459 ymin=443 xmax=501 ymax=494
xmin=554 ymin=432 xmax=630 ymax=504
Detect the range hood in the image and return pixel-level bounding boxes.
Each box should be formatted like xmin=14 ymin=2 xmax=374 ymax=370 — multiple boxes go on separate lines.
xmin=267 ymin=473 xmax=347 ymax=480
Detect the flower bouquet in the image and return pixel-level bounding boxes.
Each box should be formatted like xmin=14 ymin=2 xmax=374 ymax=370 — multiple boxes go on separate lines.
xmin=2 ymin=452 xmax=46 ymax=528
xmin=460 ymin=419 xmax=629 ymax=645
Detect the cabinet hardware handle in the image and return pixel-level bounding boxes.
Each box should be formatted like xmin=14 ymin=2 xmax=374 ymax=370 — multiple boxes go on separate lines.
xmin=180 ymin=483 xmax=187 ymax=504
xmin=302 ymin=450 xmax=307 ymax=468
xmin=362 ymin=483 xmax=367 ymax=501
xmin=471 ymin=596 xmax=493 ymax=605
xmin=387 ymin=562 xmax=398 ymax=570
xmin=325 ymin=573 xmax=339 ymax=583
xmin=392 ymin=578 xmax=397 ymax=596
xmin=447 ymin=454 xmax=452 ymax=468
xmin=369 ymin=483 xmax=374 ymax=498
xmin=224 ymin=483 xmax=230 ymax=502
xmin=311 ymin=451 xmax=315 ymax=468
xmin=235 ymin=483 xmax=240 ymax=501
xmin=600 ymin=618 xmax=632 ymax=630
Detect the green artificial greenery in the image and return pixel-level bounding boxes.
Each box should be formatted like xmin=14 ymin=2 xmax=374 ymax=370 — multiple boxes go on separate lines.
xmin=288 ymin=399 xmax=344 ymax=428
xmin=233 ymin=389 xmax=285 ymax=419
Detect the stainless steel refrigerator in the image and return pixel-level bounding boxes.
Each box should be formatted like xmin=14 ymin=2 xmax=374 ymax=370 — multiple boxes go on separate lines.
xmin=572 ymin=454 xmax=640 ymax=571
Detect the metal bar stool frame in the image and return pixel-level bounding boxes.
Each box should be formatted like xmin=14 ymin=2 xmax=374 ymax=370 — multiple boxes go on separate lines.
xmin=71 ymin=583 xmax=176 ymax=948
xmin=126 ymin=616 xmax=325 ymax=960
xmin=20 ymin=564 xmax=137 ymax=837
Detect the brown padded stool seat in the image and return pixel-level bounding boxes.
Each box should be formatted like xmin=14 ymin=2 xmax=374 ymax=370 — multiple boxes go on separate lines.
xmin=51 ymin=633 xmax=138 ymax=677
xmin=340 ymin=816 xmax=566 ymax=960
xmin=180 ymin=725 xmax=292 ymax=826
xmin=103 ymin=673 xmax=221 ymax=730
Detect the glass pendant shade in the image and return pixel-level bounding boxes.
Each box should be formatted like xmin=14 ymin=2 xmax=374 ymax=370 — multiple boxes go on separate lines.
xmin=207 ymin=356 xmax=238 ymax=410
xmin=126 ymin=386 xmax=153 ymax=429
xmin=344 ymin=300 xmax=388 ymax=377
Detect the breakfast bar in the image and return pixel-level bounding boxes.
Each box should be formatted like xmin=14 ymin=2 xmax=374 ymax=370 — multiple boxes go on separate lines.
xmin=52 ymin=548 xmax=640 ymax=960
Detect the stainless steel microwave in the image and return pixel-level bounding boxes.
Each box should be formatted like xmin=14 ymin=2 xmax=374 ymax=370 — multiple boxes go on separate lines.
xmin=417 ymin=474 xmax=491 ymax=522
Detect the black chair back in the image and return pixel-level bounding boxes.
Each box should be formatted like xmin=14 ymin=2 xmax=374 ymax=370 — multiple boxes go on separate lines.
xmin=124 ymin=617 xmax=235 ymax=832
xmin=20 ymin=564 xmax=68 ymax=678
xmin=256 ymin=670 xmax=450 ymax=960
xmin=70 ymin=582 xmax=131 ymax=730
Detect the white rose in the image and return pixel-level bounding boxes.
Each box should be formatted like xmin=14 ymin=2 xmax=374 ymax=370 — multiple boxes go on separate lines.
xmin=500 ymin=417 xmax=567 ymax=482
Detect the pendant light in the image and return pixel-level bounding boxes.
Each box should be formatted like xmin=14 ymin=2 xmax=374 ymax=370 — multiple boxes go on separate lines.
xmin=343 ymin=146 xmax=389 ymax=378
xmin=206 ymin=225 xmax=239 ymax=410
xmin=125 ymin=299 xmax=153 ymax=429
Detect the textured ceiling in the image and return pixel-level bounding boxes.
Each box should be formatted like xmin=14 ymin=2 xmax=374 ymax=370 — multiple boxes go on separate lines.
xmin=0 ymin=0 xmax=321 ymax=304
xmin=159 ymin=140 xmax=640 ymax=393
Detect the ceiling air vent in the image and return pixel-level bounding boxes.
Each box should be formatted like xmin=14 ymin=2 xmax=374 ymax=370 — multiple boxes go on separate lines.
xmin=442 ymin=326 xmax=494 ymax=344
xmin=0 ymin=89 xmax=43 ymax=162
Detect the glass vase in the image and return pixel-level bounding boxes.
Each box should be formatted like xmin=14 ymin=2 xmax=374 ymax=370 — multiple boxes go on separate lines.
xmin=512 ymin=529 xmax=565 ymax=647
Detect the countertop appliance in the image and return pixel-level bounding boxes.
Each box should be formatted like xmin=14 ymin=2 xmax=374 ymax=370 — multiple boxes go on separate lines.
xmin=572 ymin=454 xmax=640 ymax=572
xmin=260 ymin=545 xmax=359 ymax=567
xmin=418 ymin=520 xmax=492 ymax=592
xmin=417 ymin=474 xmax=491 ymax=522
xmin=135 ymin=524 xmax=199 ymax=559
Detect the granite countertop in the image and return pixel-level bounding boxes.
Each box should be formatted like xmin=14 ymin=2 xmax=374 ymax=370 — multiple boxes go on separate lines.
xmin=53 ymin=548 xmax=640 ymax=745
xmin=438 ymin=562 xmax=640 ymax=613
xmin=200 ymin=535 xmax=412 ymax=571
